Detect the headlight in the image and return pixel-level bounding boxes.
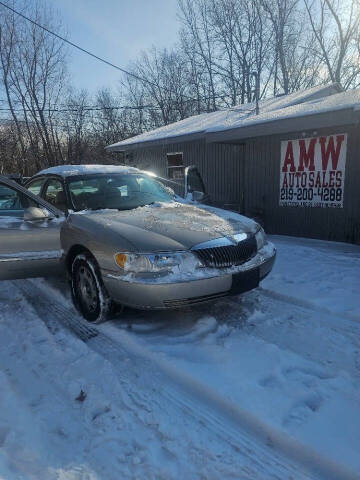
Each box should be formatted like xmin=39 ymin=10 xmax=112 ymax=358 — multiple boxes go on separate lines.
xmin=255 ymin=227 xmax=266 ymax=251
xmin=114 ymin=251 xmax=201 ymax=274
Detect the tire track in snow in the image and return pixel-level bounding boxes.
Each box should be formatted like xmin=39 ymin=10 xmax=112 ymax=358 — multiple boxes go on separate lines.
xmin=210 ymin=288 xmax=360 ymax=379
xmin=17 ymin=279 xmax=360 ymax=480
xmin=18 ymin=279 xmax=305 ymax=480
xmin=259 ymin=287 xmax=360 ymax=323
xmin=256 ymin=287 xmax=360 ymax=378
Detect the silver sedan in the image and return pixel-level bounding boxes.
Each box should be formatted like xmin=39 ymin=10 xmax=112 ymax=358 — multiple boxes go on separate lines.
xmin=0 ymin=165 xmax=276 ymax=322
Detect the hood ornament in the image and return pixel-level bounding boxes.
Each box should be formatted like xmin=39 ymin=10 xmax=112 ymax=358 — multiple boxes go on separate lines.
xmin=226 ymin=235 xmax=239 ymax=245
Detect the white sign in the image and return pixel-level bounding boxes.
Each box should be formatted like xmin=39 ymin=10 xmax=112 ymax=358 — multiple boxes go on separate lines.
xmin=279 ymin=134 xmax=347 ymax=208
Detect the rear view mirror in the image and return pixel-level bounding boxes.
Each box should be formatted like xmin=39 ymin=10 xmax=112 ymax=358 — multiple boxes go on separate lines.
xmin=24 ymin=206 xmax=54 ymax=221
xmin=192 ymin=190 xmax=205 ymax=202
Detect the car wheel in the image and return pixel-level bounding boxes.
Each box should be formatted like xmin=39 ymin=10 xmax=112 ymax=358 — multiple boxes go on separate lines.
xmin=71 ymin=253 xmax=113 ymax=323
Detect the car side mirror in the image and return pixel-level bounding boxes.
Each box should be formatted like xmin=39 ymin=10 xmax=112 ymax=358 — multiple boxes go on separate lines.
xmin=192 ymin=190 xmax=205 ymax=202
xmin=24 ymin=206 xmax=54 ymax=221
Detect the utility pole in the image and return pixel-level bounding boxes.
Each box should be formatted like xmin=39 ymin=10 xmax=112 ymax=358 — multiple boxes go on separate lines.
xmin=251 ymin=71 xmax=260 ymax=115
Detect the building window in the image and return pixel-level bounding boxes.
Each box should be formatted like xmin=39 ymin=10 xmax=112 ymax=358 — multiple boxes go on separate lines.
xmin=167 ymin=152 xmax=184 ymax=180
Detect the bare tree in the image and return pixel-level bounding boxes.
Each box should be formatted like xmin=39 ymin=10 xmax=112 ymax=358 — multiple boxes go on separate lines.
xmin=0 ymin=9 xmax=28 ymax=172
xmin=0 ymin=0 xmax=68 ymax=173
xmin=0 ymin=120 xmax=26 ymax=174
xmin=179 ymin=0 xmax=220 ymax=110
xmin=206 ymin=0 xmax=273 ymax=104
xmin=123 ymin=47 xmax=196 ymax=127
xmin=62 ymin=89 xmax=91 ymax=164
xmin=2 ymin=0 xmax=360 ymax=174
xmin=260 ymin=0 xmax=309 ymax=94
xmin=304 ymin=0 xmax=360 ymax=88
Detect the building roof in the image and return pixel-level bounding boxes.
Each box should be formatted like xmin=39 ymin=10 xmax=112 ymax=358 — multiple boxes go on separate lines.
xmin=38 ymin=164 xmax=140 ymax=177
xmin=107 ymin=83 xmax=346 ymax=151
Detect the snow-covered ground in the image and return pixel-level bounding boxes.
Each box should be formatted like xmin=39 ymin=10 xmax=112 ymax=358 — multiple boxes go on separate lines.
xmin=0 ymin=235 xmax=359 ymax=479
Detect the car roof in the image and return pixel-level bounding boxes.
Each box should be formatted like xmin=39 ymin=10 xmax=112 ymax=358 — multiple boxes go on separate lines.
xmin=37 ymin=164 xmax=141 ymax=178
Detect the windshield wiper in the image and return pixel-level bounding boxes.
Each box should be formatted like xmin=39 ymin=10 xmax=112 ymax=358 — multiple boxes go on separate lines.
xmin=116 ymin=202 xmax=157 ymax=211
xmin=83 ymin=201 xmax=159 ymax=212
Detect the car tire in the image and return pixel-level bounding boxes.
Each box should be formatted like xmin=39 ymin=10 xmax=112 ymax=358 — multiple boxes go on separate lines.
xmin=71 ymin=253 xmax=113 ymax=323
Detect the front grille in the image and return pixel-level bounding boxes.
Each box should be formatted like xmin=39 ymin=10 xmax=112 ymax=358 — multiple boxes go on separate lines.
xmin=193 ymin=235 xmax=257 ymax=268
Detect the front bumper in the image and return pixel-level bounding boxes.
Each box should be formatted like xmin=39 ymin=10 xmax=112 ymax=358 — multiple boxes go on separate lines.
xmin=102 ymin=242 xmax=276 ymax=310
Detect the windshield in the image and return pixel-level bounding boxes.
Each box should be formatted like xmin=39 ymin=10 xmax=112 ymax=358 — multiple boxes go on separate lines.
xmin=68 ymin=174 xmax=175 ymax=211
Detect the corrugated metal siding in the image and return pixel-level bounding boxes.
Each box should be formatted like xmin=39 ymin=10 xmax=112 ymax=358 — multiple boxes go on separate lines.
xmin=242 ymin=125 xmax=360 ymax=243
xmin=130 ymin=139 xmax=246 ymax=209
xmin=122 ymin=124 xmax=360 ymax=243
xmin=205 ymin=143 xmax=245 ymax=208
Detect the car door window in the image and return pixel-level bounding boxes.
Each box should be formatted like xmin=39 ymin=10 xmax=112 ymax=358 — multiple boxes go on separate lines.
xmin=187 ymin=168 xmax=206 ymax=194
xmin=27 ymin=177 xmax=46 ymax=196
xmin=0 ymin=184 xmax=36 ymax=218
xmin=43 ymin=179 xmax=67 ymax=211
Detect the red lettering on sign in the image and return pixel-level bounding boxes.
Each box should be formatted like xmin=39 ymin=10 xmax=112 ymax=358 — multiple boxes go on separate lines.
xmin=280 ymin=134 xmax=346 ymax=208
xmin=298 ymin=138 xmax=316 ymax=171
xmin=282 ymin=141 xmax=296 ymax=172
xmin=319 ymin=135 xmax=345 ymax=171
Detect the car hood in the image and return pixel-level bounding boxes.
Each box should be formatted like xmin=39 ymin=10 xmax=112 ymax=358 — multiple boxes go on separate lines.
xmin=75 ymin=202 xmax=259 ymax=252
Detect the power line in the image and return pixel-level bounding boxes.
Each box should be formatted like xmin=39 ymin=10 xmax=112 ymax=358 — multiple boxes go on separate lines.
xmin=0 ymin=99 xmax=157 ymax=109
xmin=0 ymin=1 xmax=167 ymax=92
xmin=0 ymin=115 xmax=141 ymax=132
xmin=0 ymin=97 xmax=162 ymax=112
xmin=0 ymin=1 xmax=214 ymax=106
xmin=0 ymin=105 xmax=160 ymax=113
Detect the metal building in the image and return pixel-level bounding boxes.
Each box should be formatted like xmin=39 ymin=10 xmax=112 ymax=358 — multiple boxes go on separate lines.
xmin=107 ymin=84 xmax=360 ymax=244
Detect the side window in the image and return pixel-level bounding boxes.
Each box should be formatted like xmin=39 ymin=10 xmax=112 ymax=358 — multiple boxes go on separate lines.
xmin=27 ymin=178 xmax=46 ymax=196
xmin=0 ymin=183 xmax=35 ymax=218
xmin=43 ymin=179 xmax=67 ymax=211
xmin=167 ymin=152 xmax=184 ymax=180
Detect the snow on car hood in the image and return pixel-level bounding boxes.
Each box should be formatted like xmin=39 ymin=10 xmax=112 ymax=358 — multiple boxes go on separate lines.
xmin=73 ymin=202 xmax=258 ymax=251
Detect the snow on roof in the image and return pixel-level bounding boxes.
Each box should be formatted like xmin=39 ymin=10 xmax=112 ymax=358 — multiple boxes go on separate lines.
xmin=209 ymin=88 xmax=360 ymax=133
xmin=38 ymin=164 xmax=140 ymax=177
xmin=107 ymin=83 xmax=342 ymax=150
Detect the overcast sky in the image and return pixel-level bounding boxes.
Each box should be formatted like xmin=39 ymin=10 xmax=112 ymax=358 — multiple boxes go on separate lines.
xmin=48 ymin=0 xmax=180 ymax=93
